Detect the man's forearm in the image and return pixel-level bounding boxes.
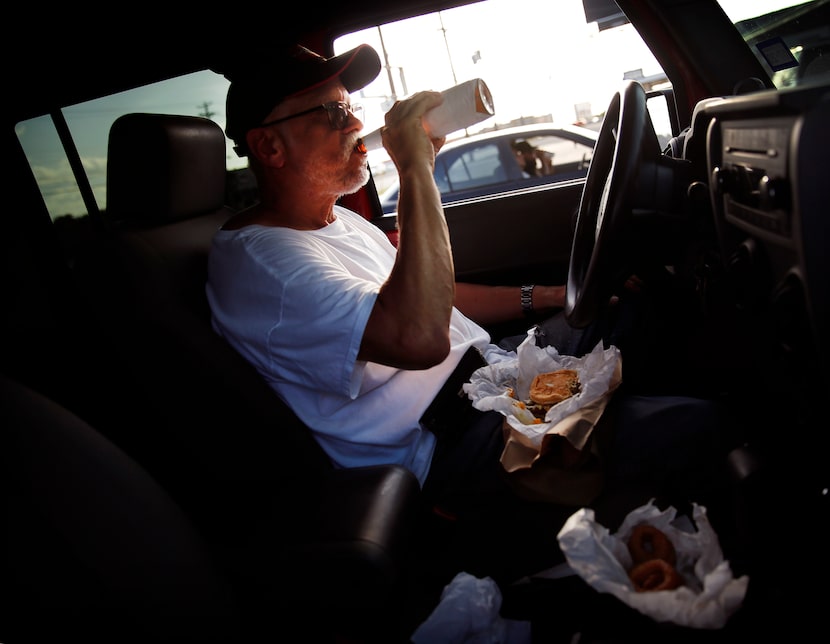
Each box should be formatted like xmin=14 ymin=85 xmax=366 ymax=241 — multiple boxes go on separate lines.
xmin=455 ymin=282 xmax=565 ymax=324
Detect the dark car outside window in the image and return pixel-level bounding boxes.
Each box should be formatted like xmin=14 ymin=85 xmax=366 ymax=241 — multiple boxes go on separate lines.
xmin=378 ymin=125 xmax=597 ymax=214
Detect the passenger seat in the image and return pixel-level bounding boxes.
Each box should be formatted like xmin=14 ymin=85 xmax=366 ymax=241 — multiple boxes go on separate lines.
xmin=0 ymin=371 xmax=240 ymax=643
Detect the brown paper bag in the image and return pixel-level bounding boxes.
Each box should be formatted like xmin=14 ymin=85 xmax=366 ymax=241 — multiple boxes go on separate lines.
xmin=499 ymin=358 xmax=622 ymax=505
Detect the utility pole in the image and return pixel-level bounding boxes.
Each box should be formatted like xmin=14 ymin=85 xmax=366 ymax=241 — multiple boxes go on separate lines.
xmin=197 ymin=101 xmax=215 ymax=119
xmin=378 ymin=26 xmax=398 ymax=102
xmin=438 ymin=11 xmax=458 ymax=86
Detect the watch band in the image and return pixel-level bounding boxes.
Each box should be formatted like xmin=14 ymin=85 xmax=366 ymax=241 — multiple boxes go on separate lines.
xmin=521 ymin=284 xmax=535 ymax=316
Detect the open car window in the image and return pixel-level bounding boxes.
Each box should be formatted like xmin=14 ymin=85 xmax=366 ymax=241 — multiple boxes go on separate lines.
xmin=513 ymin=133 xmax=594 ymax=175
xmin=336 ymin=0 xmax=826 ymax=183
xmin=334 ymin=0 xmax=671 ymax=183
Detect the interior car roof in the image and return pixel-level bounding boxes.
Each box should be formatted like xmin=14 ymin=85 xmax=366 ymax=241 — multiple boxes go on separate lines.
xmin=6 ymin=1 xmax=481 ymax=124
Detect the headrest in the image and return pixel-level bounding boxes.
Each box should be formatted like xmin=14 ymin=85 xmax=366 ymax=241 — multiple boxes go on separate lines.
xmin=106 ymin=113 xmax=228 ymax=227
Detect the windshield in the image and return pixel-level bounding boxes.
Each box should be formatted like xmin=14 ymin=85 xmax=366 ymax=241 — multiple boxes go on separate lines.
xmin=718 ymin=0 xmax=830 ymax=88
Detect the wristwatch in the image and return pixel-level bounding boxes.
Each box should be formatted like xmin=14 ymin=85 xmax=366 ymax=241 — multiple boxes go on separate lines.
xmin=521 ymin=284 xmax=535 ymax=316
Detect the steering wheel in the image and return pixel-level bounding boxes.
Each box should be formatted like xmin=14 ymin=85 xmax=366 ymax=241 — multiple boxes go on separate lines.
xmin=565 ymin=80 xmax=661 ymax=328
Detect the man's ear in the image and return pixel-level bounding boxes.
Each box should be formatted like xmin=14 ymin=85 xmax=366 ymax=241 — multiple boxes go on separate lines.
xmin=246 ymin=128 xmax=285 ymax=168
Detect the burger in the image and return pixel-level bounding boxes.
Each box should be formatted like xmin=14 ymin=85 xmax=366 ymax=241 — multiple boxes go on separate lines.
xmin=526 ymin=368 xmax=581 ymax=419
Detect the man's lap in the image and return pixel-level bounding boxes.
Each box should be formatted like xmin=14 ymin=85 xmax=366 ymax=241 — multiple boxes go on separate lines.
xmin=418 ymin=388 xmax=725 ymax=583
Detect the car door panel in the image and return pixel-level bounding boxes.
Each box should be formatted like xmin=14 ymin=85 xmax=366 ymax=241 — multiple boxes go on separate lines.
xmin=444 ymin=180 xmax=582 ymax=285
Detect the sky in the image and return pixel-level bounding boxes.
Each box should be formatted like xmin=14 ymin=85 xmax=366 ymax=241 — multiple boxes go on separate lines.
xmin=15 ymin=0 xmax=804 ymax=219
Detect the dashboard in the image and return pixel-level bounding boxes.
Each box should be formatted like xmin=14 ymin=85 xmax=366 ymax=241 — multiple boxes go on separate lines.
xmin=697 ymin=81 xmax=828 ymax=427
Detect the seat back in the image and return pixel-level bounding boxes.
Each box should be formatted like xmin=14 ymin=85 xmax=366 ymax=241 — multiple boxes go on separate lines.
xmin=0 ymin=372 xmax=240 ymax=643
xmin=75 ymin=113 xmax=331 ymax=534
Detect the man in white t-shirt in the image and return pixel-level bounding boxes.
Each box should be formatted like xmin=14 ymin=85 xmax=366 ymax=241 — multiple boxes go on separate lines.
xmin=209 ymin=44 xmax=565 ymax=486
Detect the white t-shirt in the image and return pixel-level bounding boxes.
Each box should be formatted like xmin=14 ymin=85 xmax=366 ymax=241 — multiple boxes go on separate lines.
xmin=206 ymin=206 xmax=497 ymax=485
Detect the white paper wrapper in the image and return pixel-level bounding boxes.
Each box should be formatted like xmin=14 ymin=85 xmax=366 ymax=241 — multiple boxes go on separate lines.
xmin=462 ymin=332 xmax=621 ymax=448
xmin=557 ymin=500 xmax=749 ymax=629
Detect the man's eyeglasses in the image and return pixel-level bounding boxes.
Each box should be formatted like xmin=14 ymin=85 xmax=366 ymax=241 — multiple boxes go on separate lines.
xmin=258 ymin=101 xmax=363 ymax=131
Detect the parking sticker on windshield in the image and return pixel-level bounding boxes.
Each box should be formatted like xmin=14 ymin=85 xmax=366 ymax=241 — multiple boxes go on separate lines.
xmin=756 ymin=36 xmax=799 ymax=71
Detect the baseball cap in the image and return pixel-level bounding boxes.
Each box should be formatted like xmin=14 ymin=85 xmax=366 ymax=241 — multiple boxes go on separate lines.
xmin=225 ymin=43 xmax=381 ymax=156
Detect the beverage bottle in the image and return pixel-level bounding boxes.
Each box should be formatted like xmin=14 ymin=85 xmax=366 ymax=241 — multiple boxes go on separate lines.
xmin=359 ymin=78 xmax=495 ymax=151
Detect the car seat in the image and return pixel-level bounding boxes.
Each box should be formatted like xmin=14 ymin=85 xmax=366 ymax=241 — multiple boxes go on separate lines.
xmin=72 ymin=113 xmax=421 ymax=641
xmin=0 ymin=371 xmax=240 ymax=643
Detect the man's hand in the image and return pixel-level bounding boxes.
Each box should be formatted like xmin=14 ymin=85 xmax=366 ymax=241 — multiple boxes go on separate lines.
xmin=381 ymin=91 xmax=446 ymax=174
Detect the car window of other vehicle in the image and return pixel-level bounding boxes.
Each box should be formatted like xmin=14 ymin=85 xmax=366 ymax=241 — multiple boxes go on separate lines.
xmin=511 ymin=134 xmax=594 ymax=176
xmin=441 ymin=141 xmax=505 ymax=192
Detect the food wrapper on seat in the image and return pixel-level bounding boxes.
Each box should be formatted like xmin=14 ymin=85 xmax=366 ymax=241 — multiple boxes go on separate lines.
xmin=463 ymin=332 xmax=622 ymax=504
xmin=557 ymin=500 xmax=749 ymax=629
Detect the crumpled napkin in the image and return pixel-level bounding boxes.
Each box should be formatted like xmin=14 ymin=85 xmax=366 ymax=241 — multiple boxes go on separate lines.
xmin=463 ymin=334 xmax=621 ymax=448
xmin=410 ymin=572 xmax=532 ymax=644
xmin=557 ymin=500 xmax=749 ymax=629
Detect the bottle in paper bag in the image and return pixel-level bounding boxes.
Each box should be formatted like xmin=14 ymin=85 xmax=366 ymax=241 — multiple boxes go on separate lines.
xmin=360 ymin=78 xmax=495 ymax=151
xmin=423 ymin=78 xmax=495 ymax=137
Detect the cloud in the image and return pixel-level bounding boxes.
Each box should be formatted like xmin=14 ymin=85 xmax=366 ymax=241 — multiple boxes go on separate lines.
xmin=29 ymin=156 xmax=107 ymax=218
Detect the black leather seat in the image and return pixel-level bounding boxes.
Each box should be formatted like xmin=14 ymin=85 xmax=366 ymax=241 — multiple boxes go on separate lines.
xmin=0 ymin=371 xmax=240 ymax=643
xmin=73 ymin=113 xmax=422 ymax=641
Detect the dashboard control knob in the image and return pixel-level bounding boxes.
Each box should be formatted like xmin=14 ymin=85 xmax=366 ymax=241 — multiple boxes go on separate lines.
xmin=758 ymin=175 xmax=790 ymax=211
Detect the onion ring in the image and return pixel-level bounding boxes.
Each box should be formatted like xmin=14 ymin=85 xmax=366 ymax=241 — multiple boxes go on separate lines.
xmin=627 ymin=524 xmax=676 ymax=566
xmin=629 ymin=559 xmax=682 ymax=592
